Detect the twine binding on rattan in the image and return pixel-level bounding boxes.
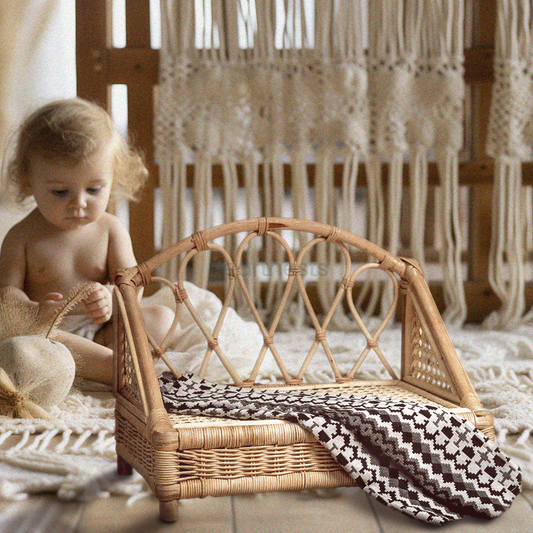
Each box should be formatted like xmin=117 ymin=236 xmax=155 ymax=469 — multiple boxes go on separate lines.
xmin=227 ymin=265 xmax=242 ymax=279
xmin=315 ymin=330 xmax=326 ymax=342
xmin=288 ymin=264 xmax=301 ymax=276
xmin=137 ymin=263 xmax=152 ymax=287
xmin=257 ymin=217 xmax=269 ymax=236
xmin=326 ymin=226 xmax=340 ymax=243
xmin=173 ymin=285 xmax=188 ymax=303
xmin=341 ymin=276 xmax=354 ymax=290
xmin=192 ymin=231 xmax=209 ymax=252
xmin=379 ymin=253 xmax=404 ymax=275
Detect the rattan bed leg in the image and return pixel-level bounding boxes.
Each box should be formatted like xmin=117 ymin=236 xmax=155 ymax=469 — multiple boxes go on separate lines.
xmin=159 ymin=499 xmax=179 ymax=522
xmin=117 ymin=454 xmax=133 ymax=476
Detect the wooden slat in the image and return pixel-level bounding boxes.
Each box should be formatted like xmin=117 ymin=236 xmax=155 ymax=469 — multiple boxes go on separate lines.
xmin=468 ymin=184 xmax=493 ymax=284
xmin=106 ymin=48 xmax=159 ymax=85
xmin=96 ymin=47 xmax=495 ymax=88
xmin=75 ymin=0 xmax=108 ymax=108
xmin=466 ymin=0 xmax=496 ymax=299
xmin=127 ymin=86 xmax=157 ymax=262
xmin=464 ymin=47 xmax=494 ymax=82
xmin=183 ymin=160 xmax=529 ymax=190
xmin=124 ymin=0 xmax=157 ymax=262
xmin=125 ymin=0 xmax=151 ymax=47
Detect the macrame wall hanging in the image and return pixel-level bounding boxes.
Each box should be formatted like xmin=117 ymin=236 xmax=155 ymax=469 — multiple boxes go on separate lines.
xmin=155 ymin=0 xmax=467 ymax=327
xmin=486 ymin=0 xmax=533 ymax=329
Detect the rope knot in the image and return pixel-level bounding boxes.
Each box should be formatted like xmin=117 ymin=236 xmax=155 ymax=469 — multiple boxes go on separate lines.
xmin=2 ymin=390 xmax=25 ymax=408
xmin=208 ymin=338 xmax=219 ymax=350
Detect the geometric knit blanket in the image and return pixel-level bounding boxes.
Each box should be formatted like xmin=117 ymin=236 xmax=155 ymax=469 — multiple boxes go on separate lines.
xmin=159 ymin=372 xmax=522 ymax=525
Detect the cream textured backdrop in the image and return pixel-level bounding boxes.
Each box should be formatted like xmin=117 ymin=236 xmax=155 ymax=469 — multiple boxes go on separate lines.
xmin=0 ymin=0 xmax=76 ymax=245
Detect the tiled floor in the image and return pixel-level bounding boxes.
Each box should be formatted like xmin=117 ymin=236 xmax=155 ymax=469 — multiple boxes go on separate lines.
xmin=1 ymin=488 xmax=531 ymax=533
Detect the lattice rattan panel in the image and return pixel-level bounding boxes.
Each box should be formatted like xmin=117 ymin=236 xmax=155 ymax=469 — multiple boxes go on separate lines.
xmin=407 ymin=310 xmax=456 ymax=395
xmin=156 ymin=229 xmax=401 ymax=387
xmin=122 ymin=336 xmax=142 ymax=407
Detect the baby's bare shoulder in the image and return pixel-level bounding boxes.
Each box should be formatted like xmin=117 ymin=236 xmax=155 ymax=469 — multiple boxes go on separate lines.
xmin=0 ymin=211 xmax=42 ymax=287
xmin=2 ymin=210 xmax=40 ymax=246
xmin=99 ymin=212 xmax=128 ymax=234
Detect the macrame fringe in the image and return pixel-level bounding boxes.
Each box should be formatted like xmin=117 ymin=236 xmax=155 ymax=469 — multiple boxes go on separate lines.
xmin=155 ymin=0 xmax=466 ymax=327
xmin=485 ymin=158 xmax=526 ymax=329
xmin=485 ymin=0 xmax=533 ymax=328
xmin=436 ymin=149 xmax=467 ymax=327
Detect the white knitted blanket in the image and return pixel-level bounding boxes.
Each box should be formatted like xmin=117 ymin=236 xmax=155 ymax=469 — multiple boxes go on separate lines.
xmin=0 ymin=285 xmax=532 ymax=501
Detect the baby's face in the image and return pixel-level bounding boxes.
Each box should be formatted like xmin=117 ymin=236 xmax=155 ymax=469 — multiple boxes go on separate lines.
xmin=28 ymin=150 xmax=113 ymax=231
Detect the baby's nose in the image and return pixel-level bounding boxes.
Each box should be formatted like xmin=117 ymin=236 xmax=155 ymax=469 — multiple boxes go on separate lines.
xmin=70 ymin=192 xmax=88 ymax=208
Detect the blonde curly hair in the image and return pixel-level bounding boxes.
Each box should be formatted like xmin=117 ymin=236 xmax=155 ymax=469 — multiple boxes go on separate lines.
xmin=6 ymin=97 xmax=148 ymax=202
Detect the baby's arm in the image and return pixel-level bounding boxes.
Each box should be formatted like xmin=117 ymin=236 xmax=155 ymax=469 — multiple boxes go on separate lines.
xmin=0 ymin=223 xmax=27 ymax=291
xmin=0 ymin=225 xmax=65 ymax=320
xmin=104 ymin=214 xmax=177 ymax=352
xmin=76 ymin=215 xmax=137 ymax=325
xmin=107 ymin=215 xmax=138 ymax=280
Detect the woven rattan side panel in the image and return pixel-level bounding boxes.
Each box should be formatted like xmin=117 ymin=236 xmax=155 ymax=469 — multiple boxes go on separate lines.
xmin=115 ymin=411 xmax=157 ymax=485
xmin=122 ymin=337 xmax=143 ymax=408
xmin=116 ymin=409 xmax=356 ymax=500
xmin=114 ymin=292 xmax=144 ymax=412
xmin=175 ymin=440 xmax=356 ymax=500
xmin=177 ymin=442 xmax=344 ymax=481
xmin=402 ymin=291 xmax=460 ymax=402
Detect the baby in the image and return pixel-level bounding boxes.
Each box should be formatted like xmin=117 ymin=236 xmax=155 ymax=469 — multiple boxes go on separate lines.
xmin=0 ymin=98 xmax=174 ymax=385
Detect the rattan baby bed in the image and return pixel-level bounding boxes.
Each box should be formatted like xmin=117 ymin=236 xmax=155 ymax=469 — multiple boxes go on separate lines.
xmin=112 ymin=217 xmax=493 ymax=522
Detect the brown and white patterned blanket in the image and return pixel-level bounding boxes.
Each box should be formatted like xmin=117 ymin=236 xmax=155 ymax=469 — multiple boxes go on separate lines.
xmin=160 ymin=371 xmax=522 ymax=525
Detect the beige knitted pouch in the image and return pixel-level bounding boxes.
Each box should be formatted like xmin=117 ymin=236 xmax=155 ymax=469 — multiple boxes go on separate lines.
xmin=0 ymin=283 xmax=97 ymax=419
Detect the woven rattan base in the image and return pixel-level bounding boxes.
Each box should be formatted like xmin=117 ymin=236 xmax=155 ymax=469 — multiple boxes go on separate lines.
xmin=116 ymin=382 xmax=475 ymax=503
xmin=115 ymin=408 xmax=356 ymax=503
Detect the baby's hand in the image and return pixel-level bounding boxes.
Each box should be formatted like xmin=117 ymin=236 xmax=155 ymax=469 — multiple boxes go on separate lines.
xmin=83 ymin=283 xmax=113 ymax=324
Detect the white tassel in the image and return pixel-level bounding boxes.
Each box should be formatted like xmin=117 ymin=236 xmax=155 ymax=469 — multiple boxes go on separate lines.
xmin=436 ymin=149 xmax=467 ymax=327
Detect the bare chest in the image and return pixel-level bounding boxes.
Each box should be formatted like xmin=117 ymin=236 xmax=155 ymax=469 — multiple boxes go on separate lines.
xmin=25 ymin=229 xmax=109 ymax=298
